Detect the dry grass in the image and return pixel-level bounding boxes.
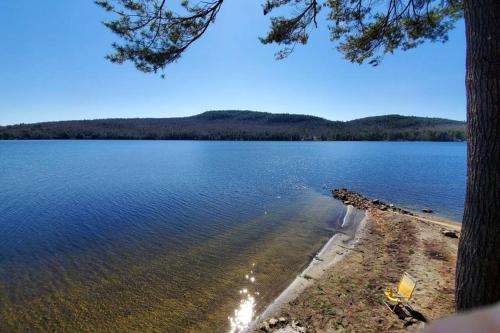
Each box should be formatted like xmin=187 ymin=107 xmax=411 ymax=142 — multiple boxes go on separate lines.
xmin=273 ymin=209 xmax=459 ymax=333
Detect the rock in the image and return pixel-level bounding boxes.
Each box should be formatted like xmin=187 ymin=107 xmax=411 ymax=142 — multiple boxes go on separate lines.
xmin=442 ymin=229 xmax=459 ymax=238
xmin=274 ymin=324 xmax=306 ymax=333
xmin=413 ymin=322 xmax=426 ymax=330
xmin=269 ymin=318 xmax=278 ymax=327
xmin=333 ymin=188 xmax=406 ymax=213
xmin=422 ymin=208 xmax=433 ymax=213
xmin=290 ymin=322 xmax=307 ymax=333
xmin=404 ymin=317 xmax=423 ymax=329
xmin=279 ymin=317 xmax=288 ymax=325
xmin=259 ymin=321 xmax=270 ymax=332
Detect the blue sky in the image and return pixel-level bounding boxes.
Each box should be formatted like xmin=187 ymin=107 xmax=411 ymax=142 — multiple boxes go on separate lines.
xmin=0 ymin=1 xmax=466 ymax=125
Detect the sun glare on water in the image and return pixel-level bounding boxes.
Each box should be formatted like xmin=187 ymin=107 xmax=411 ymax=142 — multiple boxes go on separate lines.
xmin=228 ymin=264 xmax=258 ymax=333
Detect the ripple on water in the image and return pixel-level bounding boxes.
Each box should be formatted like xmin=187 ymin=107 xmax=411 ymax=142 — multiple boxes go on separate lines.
xmin=0 ymin=141 xmax=465 ymax=332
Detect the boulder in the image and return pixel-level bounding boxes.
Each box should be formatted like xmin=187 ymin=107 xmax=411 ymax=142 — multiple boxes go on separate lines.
xmin=442 ymin=229 xmax=459 ymax=238
xmin=422 ymin=208 xmax=434 ymax=213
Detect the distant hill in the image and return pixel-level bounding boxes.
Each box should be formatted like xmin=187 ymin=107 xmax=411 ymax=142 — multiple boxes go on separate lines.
xmin=0 ymin=111 xmax=466 ymax=141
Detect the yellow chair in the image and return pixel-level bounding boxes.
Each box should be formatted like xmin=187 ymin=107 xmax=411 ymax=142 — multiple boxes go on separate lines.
xmin=384 ymin=272 xmax=417 ymax=311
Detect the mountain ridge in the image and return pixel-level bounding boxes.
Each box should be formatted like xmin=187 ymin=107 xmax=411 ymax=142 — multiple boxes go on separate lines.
xmin=0 ymin=110 xmax=466 ymax=141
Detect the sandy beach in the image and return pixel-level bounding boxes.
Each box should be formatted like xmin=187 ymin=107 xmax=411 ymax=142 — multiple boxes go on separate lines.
xmin=253 ymin=189 xmax=461 ymax=333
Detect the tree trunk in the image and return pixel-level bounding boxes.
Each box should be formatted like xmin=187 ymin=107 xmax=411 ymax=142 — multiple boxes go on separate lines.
xmin=456 ymin=0 xmax=500 ymax=311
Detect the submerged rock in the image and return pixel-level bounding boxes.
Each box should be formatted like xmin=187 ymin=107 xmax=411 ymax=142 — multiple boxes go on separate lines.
xmin=422 ymin=208 xmax=434 ymax=213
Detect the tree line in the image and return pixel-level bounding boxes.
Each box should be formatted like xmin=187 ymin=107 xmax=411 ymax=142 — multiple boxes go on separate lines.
xmin=0 ymin=111 xmax=465 ymax=142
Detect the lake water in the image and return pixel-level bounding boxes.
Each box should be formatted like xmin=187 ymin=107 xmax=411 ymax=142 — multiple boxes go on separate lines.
xmin=0 ymin=141 xmax=466 ymax=332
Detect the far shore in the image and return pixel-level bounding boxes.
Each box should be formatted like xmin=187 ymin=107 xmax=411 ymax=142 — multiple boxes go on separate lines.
xmin=252 ymin=189 xmax=461 ymax=333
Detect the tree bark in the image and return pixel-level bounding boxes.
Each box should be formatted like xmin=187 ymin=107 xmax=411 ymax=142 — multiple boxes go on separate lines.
xmin=456 ymin=0 xmax=500 ymax=311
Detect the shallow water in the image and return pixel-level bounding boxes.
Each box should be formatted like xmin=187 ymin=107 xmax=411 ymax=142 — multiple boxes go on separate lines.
xmin=0 ymin=141 xmax=466 ymax=331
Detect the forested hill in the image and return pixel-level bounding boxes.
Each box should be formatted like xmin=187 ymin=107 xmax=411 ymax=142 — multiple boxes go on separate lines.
xmin=0 ymin=111 xmax=466 ymax=141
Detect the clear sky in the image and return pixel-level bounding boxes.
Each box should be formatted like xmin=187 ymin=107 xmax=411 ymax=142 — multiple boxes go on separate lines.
xmin=0 ymin=1 xmax=466 ymax=125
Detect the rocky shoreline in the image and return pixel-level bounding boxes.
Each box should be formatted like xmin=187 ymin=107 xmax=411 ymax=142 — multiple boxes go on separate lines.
xmin=253 ymin=188 xmax=461 ymax=333
xmin=333 ymin=188 xmax=460 ymax=239
xmin=258 ymin=317 xmax=306 ymax=333
xmin=252 ymin=192 xmax=368 ymax=333
xmin=332 ymin=188 xmax=415 ymax=215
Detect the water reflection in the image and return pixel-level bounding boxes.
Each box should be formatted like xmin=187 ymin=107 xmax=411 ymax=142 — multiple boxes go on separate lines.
xmin=229 ymin=265 xmax=258 ymax=333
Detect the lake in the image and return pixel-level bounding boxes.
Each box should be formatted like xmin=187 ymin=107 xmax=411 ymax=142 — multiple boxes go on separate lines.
xmin=0 ymin=141 xmax=466 ymax=332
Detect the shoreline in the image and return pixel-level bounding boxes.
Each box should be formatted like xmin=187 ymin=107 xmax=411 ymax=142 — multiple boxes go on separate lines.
xmin=252 ymin=206 xmax=369 ymax=329
xmin=252 ymin=189 xmax=461 ymax=332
